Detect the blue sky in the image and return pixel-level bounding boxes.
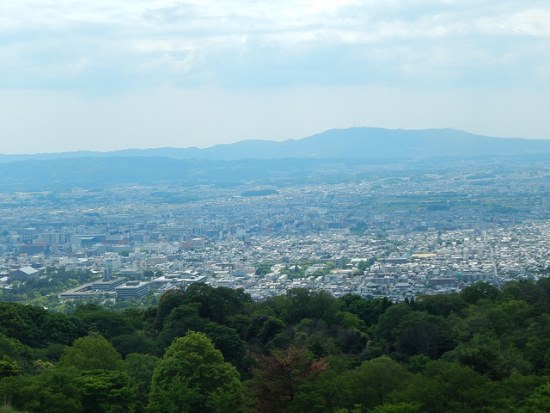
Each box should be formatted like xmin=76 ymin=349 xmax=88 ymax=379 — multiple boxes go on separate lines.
xmin=1 ymin=0 xmax=549 ymax=153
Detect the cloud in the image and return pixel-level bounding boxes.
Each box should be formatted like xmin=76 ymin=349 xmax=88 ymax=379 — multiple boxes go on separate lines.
xmin=1 ymin=1 xmax=549 ymax=152
xmin=1 ymin=0 xmax=549 ymax=92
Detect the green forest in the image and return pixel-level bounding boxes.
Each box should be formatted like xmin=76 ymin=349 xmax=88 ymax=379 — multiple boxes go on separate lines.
xmin=0 ymin=279 xmax=549 ymax=413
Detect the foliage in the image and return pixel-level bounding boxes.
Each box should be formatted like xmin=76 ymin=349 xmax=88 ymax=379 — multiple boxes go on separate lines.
xmin=249 ymin=346 xmax=327 ymax=413
xmin=0 ymin=358 xmax=20 ymax=379
xmin=345 ymin=356 xmax=413 ymax=409
xmin=0 ymin=303 xmax=83 ymax=347
xmin=0 ymin=268 xmax=99 ymax=308
xmin=124 ymin=353 xmax=159 ymax=412
xmin=147 ymin=331 xmax=243 ymax=413
xmin=59 ymin=333 xmax=123 ymax=371
xmin=517 ymin=382 xmax=550 ymax=413
xmin=255 ymin=262 xmax=274 ymax=277
xmin=0 ymin=279 xmax=547 ymax=412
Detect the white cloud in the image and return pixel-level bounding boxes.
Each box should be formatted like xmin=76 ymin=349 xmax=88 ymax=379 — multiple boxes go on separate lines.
xmin=1 ymin=1 xmax=549 ymax=151
xmin=1 ymin=1 xmax=548 ymax=87
xmin=476 ymin=8 xmax=550 ymax=37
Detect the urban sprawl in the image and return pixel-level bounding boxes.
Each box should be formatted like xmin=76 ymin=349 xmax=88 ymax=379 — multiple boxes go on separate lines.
xmin=1 ymin=163 xmax=549 ymax=305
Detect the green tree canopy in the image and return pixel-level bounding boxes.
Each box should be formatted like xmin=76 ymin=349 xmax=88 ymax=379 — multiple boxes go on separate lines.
xmin=59 ymin=333 xmax=123 ymax=371
xmin=147 ymin=331 xmax=243 ymax=413
xmin=461 ymin=282 xmax=500 ymax=304
xmin=344 ymin=356 xmax=413 ymax=410
xmin=517 ymin=382 xmax=550 ymax=413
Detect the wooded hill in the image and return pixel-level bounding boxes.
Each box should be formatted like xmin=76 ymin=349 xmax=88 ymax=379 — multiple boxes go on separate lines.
xmin=0 ymin=278 xmax=549 ymax=412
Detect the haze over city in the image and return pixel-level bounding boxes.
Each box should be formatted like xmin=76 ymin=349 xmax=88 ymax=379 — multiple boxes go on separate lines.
xmin=1 ymin=0 xmax=550 ymax=154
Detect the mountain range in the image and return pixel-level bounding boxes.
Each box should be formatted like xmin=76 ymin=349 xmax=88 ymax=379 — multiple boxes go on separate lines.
xmin=1 ymin=127 xmax=549 ymax=191
xmin=2 ymin=127 xmax=550 ymax=163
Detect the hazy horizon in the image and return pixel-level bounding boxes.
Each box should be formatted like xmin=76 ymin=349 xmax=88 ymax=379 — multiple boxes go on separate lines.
xmin=2 ymin=1 xmax=550 ymax=154
xmin=1 ymin=125 xmax=549 ymax=157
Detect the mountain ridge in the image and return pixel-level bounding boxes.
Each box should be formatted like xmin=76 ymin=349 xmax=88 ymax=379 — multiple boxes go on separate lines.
xmin=2 ymin=127 xmax=549 ymax=163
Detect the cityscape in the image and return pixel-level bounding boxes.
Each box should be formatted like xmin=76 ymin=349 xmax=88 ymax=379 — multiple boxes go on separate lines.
xmin=2 ymin=157 xmax=548 ymax=307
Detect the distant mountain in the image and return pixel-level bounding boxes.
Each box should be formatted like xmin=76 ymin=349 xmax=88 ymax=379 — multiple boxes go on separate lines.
xmin=1 ymin=128 xmax=549 ymax=163
xmin=1 ymin=128 xmax=549 ymax=191
xmin=199 ymin=127 xmax=550 ymax=160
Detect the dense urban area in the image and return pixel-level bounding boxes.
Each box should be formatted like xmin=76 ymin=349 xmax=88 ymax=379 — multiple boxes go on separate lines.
xmin=1 ymin=159 xmax=549 ymax=309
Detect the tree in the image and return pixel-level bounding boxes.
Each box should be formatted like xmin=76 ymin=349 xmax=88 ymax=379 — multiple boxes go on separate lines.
xmin=396 ymin=360 xmax=493 ymax=413
xmin=524 ymin=313 xmax=550 ymax=374
xmin=287 ymin=358 xmax=358 ymax=413
xmin=0 ymin=366 xmax=136 ymax=413
xmin=0 ymin=368 xmax=84 ymax=413
xmin=0 ymin=404 xmax=26 ymax=413
xmin=147 ymin=331 xmax=243 ymax=413
xmin=268 ymin=289 xmax=339 ymax=326
xmin=451 ymin=332 xmax=530 ymax=379
xmin=415 ymin=294 xmax=467 ymax=317
xmin=248 ymin=315 xmax=286 ymax=346
xmin=203 ymin=322 xmax=246 ymax=371
xmin=345 ymin=356 xmax=413 ymax=410
xmin=461 ymin=282 xmax=499 ymax=304
xmin=255 ymin=262 xmax=273 ymax=276
xmin=370 ymin=402 xmax=422 ymax=413
xmin=80 ymin=369 xmax=137 ymax=413
xmin=41 ymin=313 xmax=84 ymax=345
xmin=374 ymin=303 xmax=412 ymax=344
xmin=183 ymin=283 xmax=251 ymax=324
xmin=517 ymin=382 xmax=550 ymax=413
xmin=249 ymin=346 xmax=327 ymax=413
xmin=73 ymin=304 xmax=133 ymax=339
xmin=394 ymin=312 xmax=455 ymax=359
xmin=124 ymin=353 xmax=159 ymax=412
xmin=59 ymin=333 xmax=123 ymax=371
xmin=0 ymin=333 xmax=34 ymax=372
xmin=339 ymin=295 xmax=392 ymax=327
xmin=0 ymin=357 xmax=20 ymax=379
xmin=153 ymin=288 xmax=187 ymax=330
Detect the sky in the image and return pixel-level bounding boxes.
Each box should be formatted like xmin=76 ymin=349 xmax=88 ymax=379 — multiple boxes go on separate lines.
xmin=1 ymin=0 xmax=549 ymax=154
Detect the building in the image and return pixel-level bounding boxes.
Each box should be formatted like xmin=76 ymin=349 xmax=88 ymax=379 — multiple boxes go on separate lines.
xmin=59 ymin=277 xmax=126 ymax=300
xmin=115 ymin=281 xmax=151 ymax=301
xmin=10 ymin=266 xmax=41 ymax=281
